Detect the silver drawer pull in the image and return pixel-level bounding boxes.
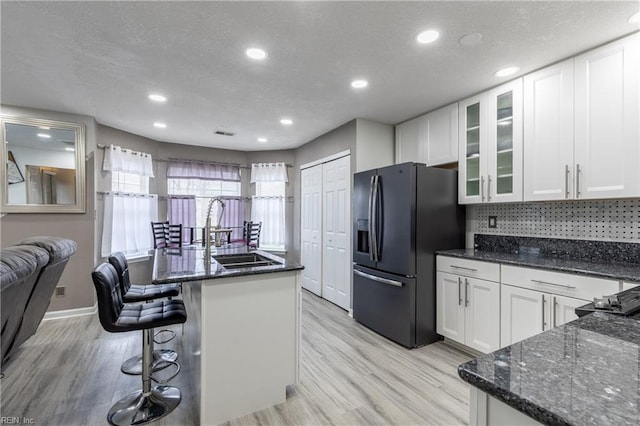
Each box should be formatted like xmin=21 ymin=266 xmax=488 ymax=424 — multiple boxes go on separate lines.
xmin=531 ymin=279 xmax=576 ymax=290
xmin=450 ymin=265 xmax=478 ymax=272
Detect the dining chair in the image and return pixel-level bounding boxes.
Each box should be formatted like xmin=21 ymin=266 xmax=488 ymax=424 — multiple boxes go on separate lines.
xmin=151 ymin=221 xmax=183 ymax=249
xmin=244 ymin=221 xmax=262 ymax=248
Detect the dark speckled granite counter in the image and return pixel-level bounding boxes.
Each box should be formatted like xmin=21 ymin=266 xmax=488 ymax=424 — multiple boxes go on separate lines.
xmin=437 ymin=249 xmax=640 ymax=282
xmin=152 ymin=245 xmax=303 ymax=284
xmin=458 ymin=312 xmax=640 ymax=425
xmin=438 ymin=234 xmax=640 ymax=282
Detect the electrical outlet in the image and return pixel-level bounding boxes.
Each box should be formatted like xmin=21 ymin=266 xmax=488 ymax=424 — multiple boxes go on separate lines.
xmin=488 ymin=216 xmax=497 ymax=228
xmin=55 ymin=286 xmax=65 ymax=297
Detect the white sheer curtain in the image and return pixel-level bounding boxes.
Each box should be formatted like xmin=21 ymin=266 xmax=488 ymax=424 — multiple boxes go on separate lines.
xmin=103 ymin=145 xmax=154 ymax=177
xmin=167 ymin=195 xmax=196 ymax=244
xmin=167 ymin=160 xmax=241 ymax=181
xmin=251 ymin=197 xmax=285 ymax=248
xmin=251 ymin=162 xmax=288 ymax=183
xmin=251 ymin=162 xmax=287 ymax=249
xmin=220 ymin=197 xmax=246 ymax=241
xmin=101 ymin=193 xmax=158 ymax=256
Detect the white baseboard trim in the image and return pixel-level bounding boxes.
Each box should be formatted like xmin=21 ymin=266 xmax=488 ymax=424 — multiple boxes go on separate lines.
xmin=43 ymin=303 xmax=97 ymax=321
xmin=348 ymin=308 xmax=354 ymax=318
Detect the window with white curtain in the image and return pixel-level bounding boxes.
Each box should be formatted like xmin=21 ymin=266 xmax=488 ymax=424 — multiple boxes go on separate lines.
xmin=102 ymin=145 xmax=156 ymax=257
xmin=166 ymin=160 xmax=244 ymax=239
xmin=251 ymin=163 xmax=288 ymax=251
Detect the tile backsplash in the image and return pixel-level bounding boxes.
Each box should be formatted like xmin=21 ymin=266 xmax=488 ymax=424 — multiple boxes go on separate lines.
xmin=469 ymin=199 xmax=640 ymax=243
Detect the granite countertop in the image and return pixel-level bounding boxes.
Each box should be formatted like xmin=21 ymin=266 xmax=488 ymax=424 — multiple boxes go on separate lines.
xmin=437 ymin=249 xmax=640 ymax=282
xmin=152 ymin=245 xmax=303 ymax=284
xmin=458 ymin=312 xmax=640 ymax=426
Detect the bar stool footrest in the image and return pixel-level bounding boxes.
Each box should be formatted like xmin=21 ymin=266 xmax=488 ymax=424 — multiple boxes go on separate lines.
xmin=150 ymin=360 xmax=180 ymax=384
xmin=153 ymin=329 xmax=176 ymax=344
xmin=121 ymin=349 xmax=178 ymax=375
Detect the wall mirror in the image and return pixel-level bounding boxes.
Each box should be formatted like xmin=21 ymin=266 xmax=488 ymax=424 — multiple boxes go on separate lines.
xmin=1 ymin=116 xmax=86 ymax=213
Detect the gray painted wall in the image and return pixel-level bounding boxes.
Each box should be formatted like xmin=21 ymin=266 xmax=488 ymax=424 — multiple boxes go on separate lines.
xmin=0 ymin=105 xmax=97 ymax=312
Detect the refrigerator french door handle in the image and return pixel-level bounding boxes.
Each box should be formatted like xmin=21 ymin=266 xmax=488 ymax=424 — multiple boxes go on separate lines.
xmin=354 ymin=269 xmax=403 ymax=287
xmin=371 ymin=175 xmax=380 ymax=262
xmin=368 ymin=175 xmax=375 ymax=261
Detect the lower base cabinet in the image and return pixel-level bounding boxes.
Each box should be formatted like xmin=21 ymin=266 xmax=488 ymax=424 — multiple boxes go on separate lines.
xmin=501 ymin=284 xmax=586 ymax=347
xmin=437 ymin=271 xmax=500 ymax=353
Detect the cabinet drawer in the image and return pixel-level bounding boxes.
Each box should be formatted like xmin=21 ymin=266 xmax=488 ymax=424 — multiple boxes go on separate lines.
xmin=437 ymin=256 xmax=500 ymax=282
xmin=501 ymin=265 xmax=618 ymax=301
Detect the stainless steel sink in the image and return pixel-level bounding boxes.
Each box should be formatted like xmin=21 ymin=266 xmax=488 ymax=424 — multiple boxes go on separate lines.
xmin=213 ymin=253 xmax=281 ymax=269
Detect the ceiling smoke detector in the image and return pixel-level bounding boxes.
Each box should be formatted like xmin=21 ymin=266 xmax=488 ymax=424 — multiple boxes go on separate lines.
xmin=214 ymin=128 xmax=235 ymax=136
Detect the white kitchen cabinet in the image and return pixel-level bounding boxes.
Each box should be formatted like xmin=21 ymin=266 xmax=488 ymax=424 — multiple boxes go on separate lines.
xmin=574 ymin=33 xmax=640 ymax=199
xmin=523 ymin=59 xmax=575 ymax=201
xmin=500 ymin=265 xmax=619 ymax=347
xmin=395 ymin=103 xmax=458 ymax=166
xmin=458 ymin=79 xmax=523 ymax=204
xmin=501 ymin=285 xmax=585 ymax=347
xmin=436 ymin=257 xmax=501 ymax=353
xmin=395 ymin=116 xmax=422 ymax=164
xmin=623 ymin=282 xmax=639 ymax=291
xmin=300 ymin=155 xmax=352 ymax=311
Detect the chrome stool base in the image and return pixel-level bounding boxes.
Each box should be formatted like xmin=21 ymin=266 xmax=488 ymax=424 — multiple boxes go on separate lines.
xmin=107 ymin=385 xmax=181 ymax=426
xmin=121 ymin=349 xmax=178 ymax=375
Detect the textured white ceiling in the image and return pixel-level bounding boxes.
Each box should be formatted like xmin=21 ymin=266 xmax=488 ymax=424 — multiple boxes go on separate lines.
xmin=1 ymin=1 xmax=638 ymax=151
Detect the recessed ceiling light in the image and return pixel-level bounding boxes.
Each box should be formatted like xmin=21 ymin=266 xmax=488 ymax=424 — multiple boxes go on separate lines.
xmin=416 ymin=29 xmax=440 ymax=44
xmin=148 ymin=94 xmax=167 ymax=102
xmin=280 ymin=118 xmax=293 ymax=125
xmin=494 ymin=66 xmax=520 ymax=77
xmin=153 ymin=122 xmax=167 ymax=129
xmin=258 ymin=138 xmax=268 ymax=143
xmin=37 ymin=133 xmax=51 ymax=138
xmin=65 ymin=147 xmax=75 ymax=152
xmin=351 ymin=79 xmax=368 ymax=89
xmin=629 ymin=11 xmax=640 ymax=24
xmin=459 ymin=32 xmax=483 ymax=47
xmin=38 ymin=126 xmax=50 ymax=130
xmin=246 ymin=48 xmax=267 ymax=60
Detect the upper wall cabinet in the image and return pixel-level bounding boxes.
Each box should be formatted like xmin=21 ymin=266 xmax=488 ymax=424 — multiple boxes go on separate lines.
xmin=523 ymin=59 xmax=575 ymax=201
xmin=574 ymin=33 xmax=640 ymax=199
xmin=524 ymin=33 xmax=640 ymax=201
xmin=395 ymin=103 xmax=458 ymax=167
xmin=458 ymin=79 xmax=523 ymax=204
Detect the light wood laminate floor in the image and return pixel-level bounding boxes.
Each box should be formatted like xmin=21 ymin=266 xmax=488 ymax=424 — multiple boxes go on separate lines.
xmin=0 ymin=290 xmax=473 ymax=425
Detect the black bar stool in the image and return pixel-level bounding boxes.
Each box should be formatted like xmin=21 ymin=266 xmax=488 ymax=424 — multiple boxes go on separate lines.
xmin=92 ymin=262 xmax=187 ymax=426
xmin=108 ymin=252 xmax=181 ymax=375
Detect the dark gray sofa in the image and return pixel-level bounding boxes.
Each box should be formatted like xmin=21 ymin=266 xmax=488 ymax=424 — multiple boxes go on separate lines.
xmin=0 ymin=237 xmax=77 ymax=366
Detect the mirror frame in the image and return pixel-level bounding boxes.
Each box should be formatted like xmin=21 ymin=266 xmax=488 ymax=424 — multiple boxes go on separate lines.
xmin=1 ymin=115 xmax=86 ymax=213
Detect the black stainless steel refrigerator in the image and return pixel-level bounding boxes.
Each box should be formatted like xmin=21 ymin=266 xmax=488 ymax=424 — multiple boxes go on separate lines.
xmin=353 ymin=162 xmax=464 ymax=348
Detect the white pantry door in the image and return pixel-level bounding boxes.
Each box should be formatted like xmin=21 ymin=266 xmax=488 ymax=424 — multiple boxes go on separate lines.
xmin=301 ymin=165 xmax=323 ymax=296
xmin=322 ymin=155 xmax=351 ymax=310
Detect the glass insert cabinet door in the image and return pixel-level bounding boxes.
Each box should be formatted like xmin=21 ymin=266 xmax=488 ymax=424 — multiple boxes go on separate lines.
xmin=465 ymin=102 xmax=481 ymax=198
xmin=495 ymin=91 xmax=514 ymax=195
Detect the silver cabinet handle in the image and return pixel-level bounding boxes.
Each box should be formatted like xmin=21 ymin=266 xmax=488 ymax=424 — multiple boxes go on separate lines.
xmin=531 ymin=279 xmax=576 ymax=290
xmin=353 ymin=269 xmax=403 ymax=287
xmin=552 ymin=296 xmax=558 ymax=328
xmin=576 ymin=163 xmax=581 ymax=198
xmin=464 ymin=278 xmax=470 ymax=307
xmin=458 ymin=277 xmax=462 ymax=306
xmin=480 ymin=176 xmax=485 ymax=202
xmin=564 ymin=165 xmax=570 ymax=199
xmin=542 ymin=294 xmax=547 ymax=330
xmin=487 ymin=174 xmax=492 ymax=201
xmin=451 ymin=265 xmax=478 ymax=272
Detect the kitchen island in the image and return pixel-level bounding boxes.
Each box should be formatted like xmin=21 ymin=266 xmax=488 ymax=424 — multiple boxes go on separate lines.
xmin=153 ymin=246 xmax=304 ymax=425
xmin=458 ymin=311 xmax=640 ymax=426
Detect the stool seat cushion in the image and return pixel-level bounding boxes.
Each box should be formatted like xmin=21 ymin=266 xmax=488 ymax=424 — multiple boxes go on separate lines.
xmin=124 ymin=283 xmax=180 ymax=303
xmin=108 ymin=252 xmax=181 ymax=303
xmin=116 ymin=300 xmax=187 ymax=332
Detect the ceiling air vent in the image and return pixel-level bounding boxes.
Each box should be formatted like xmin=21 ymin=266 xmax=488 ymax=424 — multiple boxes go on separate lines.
xmin=214 ymin=128 xmax=235 ymax=136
